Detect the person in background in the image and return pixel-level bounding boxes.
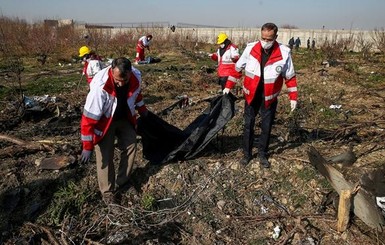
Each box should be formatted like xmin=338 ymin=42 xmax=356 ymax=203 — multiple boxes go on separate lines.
xmin=294 ymin=37 xmax=301 ymax=51
xmin=78 ymin=46 xmax=103 ymax=84
xmin=209 ymin=33 xmax=242 ymax=91
xmin=288 ymin=37 xmax=295 ymax=50
xmin=80 ymin=57 xmax=148 ymax=205
xmin=226 ymin=22 xmax=298 ymax=168
xmin=307 ymin=38 xmax=311 ymax=49
xmin=134 ymin=34 xmax=153 ymax=64
xmin=312 ymin=38 xmax=316 ymax=50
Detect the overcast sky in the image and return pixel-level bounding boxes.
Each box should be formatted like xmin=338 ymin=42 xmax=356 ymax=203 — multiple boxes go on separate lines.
xmin=1 ymin=0 xmax=384 ymax=30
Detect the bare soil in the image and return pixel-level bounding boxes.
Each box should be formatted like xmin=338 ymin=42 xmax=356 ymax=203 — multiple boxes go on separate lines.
xmin=0 ymin=46 xmax=385 ymax=244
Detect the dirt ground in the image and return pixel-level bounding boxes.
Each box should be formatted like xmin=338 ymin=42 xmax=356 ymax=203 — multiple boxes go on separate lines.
xmin=0 ymin=46 xmax=385 ymax=244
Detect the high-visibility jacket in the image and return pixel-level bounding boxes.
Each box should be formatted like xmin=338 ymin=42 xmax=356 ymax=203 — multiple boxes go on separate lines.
xmin=211 ymin=43 xmax=242 ymax=87
xmin=137 ymin=36 xmax=152 ymax=50
xmin=230 ymin=41 xmax=298 ymax=108
xmin=82 ymin=58 xmax=103 ymax=83
xmin=80 ymin=66 xmax=147 ymax=150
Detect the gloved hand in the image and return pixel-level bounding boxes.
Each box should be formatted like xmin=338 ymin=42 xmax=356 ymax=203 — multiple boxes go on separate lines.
xmin=223 ymin=88 xmax=230 ymax=94
xmin=290 ymin=100 xmax=297 ymax=112
xmin=80 ymin=150 xmax=92 ymax=164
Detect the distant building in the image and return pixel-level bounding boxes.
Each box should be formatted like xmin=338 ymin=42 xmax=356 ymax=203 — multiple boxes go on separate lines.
xmin=44 ymin=19 xmax=74 ymax=28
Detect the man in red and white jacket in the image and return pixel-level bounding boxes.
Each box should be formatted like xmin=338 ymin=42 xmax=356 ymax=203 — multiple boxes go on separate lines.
xmin=227 ymin=23 xmax=298 ymax=168
xmin=135 ymin=34 xmax=153 ymax=64
xmin=210 ymin=33 xmax=242 ymax=91
xmin=80 ymin=57 xmax=148 ymax=205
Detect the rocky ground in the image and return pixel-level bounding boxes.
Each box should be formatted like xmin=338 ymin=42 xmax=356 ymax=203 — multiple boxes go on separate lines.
xmin=0 ymin=46 xmax=384 ymax=244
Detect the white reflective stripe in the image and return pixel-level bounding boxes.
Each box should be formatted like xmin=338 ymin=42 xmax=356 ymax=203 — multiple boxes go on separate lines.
xmin=265 ymin=91 xmax=280 ymax=101
xmin=227 ymin=76 xmax=239 ymax=83
xmin=222 ymin=60 xmax=235 ymax=64
xmin=83 ymin=109 xmax=101 ymax=120
xmin=94 ymin=129 xmax=103 ymax=136
xmin=245 ymin=71 xmax=254 ymax=79
xmin=288 ymin=87 xmax=297 ymax=92
xmin=81 ymin=135 xmax=93 ymax=141
xmin=243 ymin=86 xmax=250 ymax=95
xmin=264 ymin=78 xmax=276 ymax=84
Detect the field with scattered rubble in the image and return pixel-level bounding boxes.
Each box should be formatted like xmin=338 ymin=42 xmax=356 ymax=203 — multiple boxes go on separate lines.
xmin=1 ymin=21 xmax=385 ymax=244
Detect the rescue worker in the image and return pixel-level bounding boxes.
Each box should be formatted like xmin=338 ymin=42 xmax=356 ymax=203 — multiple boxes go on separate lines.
xmin=80 ymin=57 xmax=148 ymax=205
xmin=288 ymin=37 xmax=295 ymax=50
xmin=209 ymin=33 xmax=242 ymax=91
xmin=134 ymin=34 xmax=153 ymax=64
xmin=78 ymin=46 xmax=103 ymax=84
xmin=227 ymin=23 xmax=298 ymax=168
xmin=295 ymin=37 xmax=301 ymax=51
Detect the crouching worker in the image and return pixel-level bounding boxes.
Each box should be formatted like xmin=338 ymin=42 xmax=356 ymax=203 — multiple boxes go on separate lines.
xmin=80 ymin=57 xmax=148 ymax=205
xmin=78 ymin=46 xmax=104 ymax=84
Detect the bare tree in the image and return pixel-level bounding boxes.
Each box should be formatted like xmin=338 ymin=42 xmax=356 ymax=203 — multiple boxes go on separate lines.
xmin=356 ymin=32 xmax=373 ymax=60
xmin=108 ymin=31 xmax=134 ymax=57
xmin=371 ymin=28 xmax=385 ymax=53
xmin=26 ymin=23 xmax=58 ymax=65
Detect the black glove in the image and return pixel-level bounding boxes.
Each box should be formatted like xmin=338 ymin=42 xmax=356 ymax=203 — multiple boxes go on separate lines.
xmin=80 ymin=150 xmax=92 ymax=164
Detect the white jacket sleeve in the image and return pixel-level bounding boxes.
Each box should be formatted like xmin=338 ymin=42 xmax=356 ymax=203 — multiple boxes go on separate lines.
xmin=235 ymin=42 xmax=255 ymax=72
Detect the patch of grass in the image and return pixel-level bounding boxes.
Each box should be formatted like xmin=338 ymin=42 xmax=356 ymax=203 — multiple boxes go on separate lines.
xmin=367 ymin=73 xmax=385 ymax=84
xmin=319 ymin=177 xmax=332 ymax=190
xmin=344 ymin=63 xmax=360 ymax=74
xmin=296 ymin=167 xmax=317 ymax=182
xmin=0 ymin=86 xmax=13 ymax=99
xmin=249 ymin=237 xmax=268 ymax=245
xmin=41 ymin=181 xmax=95 ymax=226
xmin=319 ymin=108 xmax=339 ymax=123
xmin=141 ymin=193 xmax=156 ymax=210
xmin=293 ymin=50 xmax=323 ymax=71
xmin=291 ymin=192 xmax=308 ymax=208
xmin=23 ymin=73 xmax=80 ymax=96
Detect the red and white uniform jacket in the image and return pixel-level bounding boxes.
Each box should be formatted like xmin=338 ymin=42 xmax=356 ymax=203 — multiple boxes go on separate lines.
xmin=211 ymin=43 xmax=242 ymax=87
xmin=229 ymin=41 xmax=298 ymax=108
xmin=82 ymin=58 xmax=103 ymax=84
xmin=80 ymin=66 xmax=147 ymax=150
xmin=137 ymin=36 xmax=152 ymax=50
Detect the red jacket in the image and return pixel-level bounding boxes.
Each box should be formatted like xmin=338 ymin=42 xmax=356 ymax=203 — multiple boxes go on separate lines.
xmin=229 ymin=41 xmax=298 ymax=108
xmin=81 ymin=66 xmax=147 ymax=150
xmin=211 ymin=43 xmax=240 ymax=77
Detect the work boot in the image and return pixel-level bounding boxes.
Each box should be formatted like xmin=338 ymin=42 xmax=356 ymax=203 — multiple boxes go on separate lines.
xmin=240 ymin=156 xmax=252 ymax=166
xmin=259 ymin=155 xmax=271 ymax=168
xmin=102 ymin=192 xmax=117 ymax=206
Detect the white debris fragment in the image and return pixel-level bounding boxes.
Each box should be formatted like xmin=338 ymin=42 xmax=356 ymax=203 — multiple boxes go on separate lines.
xmin=272 ymin=225 xmax=281 ymax=240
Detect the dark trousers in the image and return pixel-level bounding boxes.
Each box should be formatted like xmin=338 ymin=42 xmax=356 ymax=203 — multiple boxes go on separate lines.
xmin=218 ymin=76 xmax=228 ymax=90
xmin=243 ymin=98 xmax=277 ymax=159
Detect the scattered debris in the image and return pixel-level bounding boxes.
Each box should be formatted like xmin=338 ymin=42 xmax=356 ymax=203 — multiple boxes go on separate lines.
xmin=272 ymin=225 xmax=281 ymax=240
xmin=326 ymin=145 xmax=357 ymax=167
xmin=308 ymin=146 xmax=385 ymax=230
xmin=35 ymin=155 xmax=76 ymax=170
xmin=329 ymin=104 xmax=342 ymax=109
